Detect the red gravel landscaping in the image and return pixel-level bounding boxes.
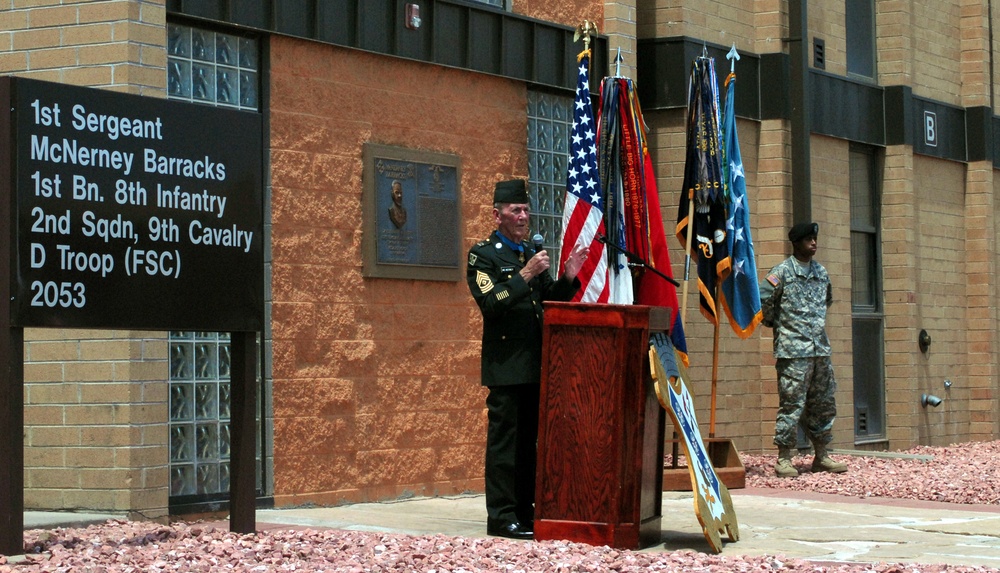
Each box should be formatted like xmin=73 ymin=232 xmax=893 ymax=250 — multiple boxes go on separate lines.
xmin=3 ymin=441 xmax=999 ymax=572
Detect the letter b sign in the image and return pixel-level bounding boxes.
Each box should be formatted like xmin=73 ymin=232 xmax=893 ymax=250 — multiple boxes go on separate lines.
xmin=924 ymin=111 xmax=938 ymax=148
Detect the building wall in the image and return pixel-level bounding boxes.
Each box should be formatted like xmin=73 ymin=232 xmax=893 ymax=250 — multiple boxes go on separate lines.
xmin=639 ymin=0 xmax=1000 ymax=455
xmin=807 ymin=136 xmax=853 ymax=447
xmin=266 ymin=34 xmax=536 ymax=505
xmin=1 ymin=0 xmax=166 ymax=96
xmin=3 ymin=0 xmax=1000 ymax=515
xmin=2 ymin=0 xmax=171 ymax=518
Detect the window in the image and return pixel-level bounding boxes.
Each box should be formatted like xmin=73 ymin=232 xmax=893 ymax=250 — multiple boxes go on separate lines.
xmin=850 ymin=147 xmax=879 ymax=310
xmin=849 ymin=145 xmax=885 ymax=442
xmin=527 ymin=90 xmax=573 ymax=274
xmin=168 ymin=23 xmax=260 ymax=110
xmin=846 ymin=0 xmax=876 ymax=80
xmin=169 ymin=332 xmax=233 ymax=497
xmin=166 ymin=24 xmax=264 ymax=507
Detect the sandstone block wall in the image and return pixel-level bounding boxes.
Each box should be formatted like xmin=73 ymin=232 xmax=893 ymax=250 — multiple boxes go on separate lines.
xmin=266 ymin=35 xmax=531 ymax=505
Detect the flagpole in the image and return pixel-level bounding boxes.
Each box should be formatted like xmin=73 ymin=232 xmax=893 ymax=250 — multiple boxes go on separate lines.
xmin=679 ymin=191 xmax=696 ymax=331
xmin=710 ymin=287 xmax=721 ymax=437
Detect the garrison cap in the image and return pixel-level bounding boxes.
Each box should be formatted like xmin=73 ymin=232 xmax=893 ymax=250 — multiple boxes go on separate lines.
xmin=788 ymin=222 xmax=819 ymax=243
xmin=493 ymin=179 xmax=529 ymax=204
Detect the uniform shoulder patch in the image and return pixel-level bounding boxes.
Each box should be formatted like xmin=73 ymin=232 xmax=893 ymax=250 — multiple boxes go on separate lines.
xmin=766 ymin=274 xmax=780 ymax=287
xmin=475 ymin=270 xmax=494 ymax=294
xmin=468 ymin=252 xmax=478 ymax=266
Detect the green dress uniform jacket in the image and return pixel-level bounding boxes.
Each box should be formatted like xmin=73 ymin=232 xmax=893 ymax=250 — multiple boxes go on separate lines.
xmin=467 ymin=230 xmax=580 ymax=387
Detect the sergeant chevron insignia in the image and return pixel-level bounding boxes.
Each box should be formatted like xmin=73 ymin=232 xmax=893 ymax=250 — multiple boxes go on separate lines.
xmin=476 ymin=270 xmax=494 ymax=294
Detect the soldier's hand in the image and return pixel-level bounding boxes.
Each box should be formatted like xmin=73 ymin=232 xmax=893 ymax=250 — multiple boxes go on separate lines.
xmin=520 ymin=250 xmax=550 ymax=281
xmin=562 ymin=242 xmax=589 ymax=281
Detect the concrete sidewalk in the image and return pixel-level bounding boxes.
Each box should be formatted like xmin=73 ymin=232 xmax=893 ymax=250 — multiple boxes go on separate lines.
xmin=23 ymin=488 xmax=1000 ymax=568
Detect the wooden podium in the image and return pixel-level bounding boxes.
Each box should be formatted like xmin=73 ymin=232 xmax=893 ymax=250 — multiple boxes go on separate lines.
xmin=534 ymin=302 xmax=667 ymax=549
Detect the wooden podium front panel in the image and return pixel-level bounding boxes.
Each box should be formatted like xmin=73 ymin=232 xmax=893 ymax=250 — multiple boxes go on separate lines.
xmin=535 ymin=303 xmax=664 ymax=549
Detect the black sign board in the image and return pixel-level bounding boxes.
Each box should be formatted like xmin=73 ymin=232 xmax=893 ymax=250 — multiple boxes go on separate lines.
xmin=5 ymin=77 xmax=263 ymax=331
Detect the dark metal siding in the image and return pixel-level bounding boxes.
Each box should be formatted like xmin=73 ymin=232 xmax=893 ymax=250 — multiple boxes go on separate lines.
xmin=636 ymin=36 xmax=1000 ymax=166
xmin=636 ymin=37 xmax=760 ymax=120
xmin=166 ymin=0 xmax=604 ymax=93
xmin=811 ymin=71 xmax=884 ymax=146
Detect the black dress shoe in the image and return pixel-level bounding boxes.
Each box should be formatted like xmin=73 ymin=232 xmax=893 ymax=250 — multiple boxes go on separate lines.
xmin=487 ymin=520 xmax=533 ymax=540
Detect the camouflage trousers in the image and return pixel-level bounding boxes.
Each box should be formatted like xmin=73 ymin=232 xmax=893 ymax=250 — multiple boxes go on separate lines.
xmin=773 ymin=356 xmax=837 ymax=448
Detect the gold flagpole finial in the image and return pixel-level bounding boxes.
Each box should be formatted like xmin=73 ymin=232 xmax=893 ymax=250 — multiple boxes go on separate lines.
xmin=574 ymin=20 xmax=596 ymax=51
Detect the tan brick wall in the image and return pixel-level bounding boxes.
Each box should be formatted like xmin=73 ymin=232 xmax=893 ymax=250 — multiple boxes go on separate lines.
xmin=0 ymin=0 xmax=166 ymax=96
xmin=636 ymin=0 xmax=756 ymax=54
xmin=959 ymin=0 xmax=991 ymax=107
xmin=808 ymin=137 xmax=855 ymax=446
xmin=880 ymin=146 xmax=920 ymax=445
xmin=23 ymin=330 xmax=169 ymax=519
xmin=1 ymin=0 xmax=170 ymax=517
xmin=604 ymin=0 xmax=637 ymax=79
xmin=964 ymin=161 xmax=997 ymax=441
xmin=809 ymin=0 xmax=846 ymax=76
xmin=912 ymin=158 xmax=970 ymax=444
xmin=877 ymin=0 xmax=914 ymax=85
xmin=911 ymin=1 xmax=963 ymax=105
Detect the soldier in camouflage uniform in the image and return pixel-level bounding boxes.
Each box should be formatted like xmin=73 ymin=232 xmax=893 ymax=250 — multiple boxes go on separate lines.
xmin=759 ymin=222 xmax=847 ymax=478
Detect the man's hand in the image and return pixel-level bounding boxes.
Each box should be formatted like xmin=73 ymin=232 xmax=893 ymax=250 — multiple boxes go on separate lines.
xmin=520 ymin=250 xmax=550 ymax=281
xmin=562 ymin=242 xmax=589 ymax=281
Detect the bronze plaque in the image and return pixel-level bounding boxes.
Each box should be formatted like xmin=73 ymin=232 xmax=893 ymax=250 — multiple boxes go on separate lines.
xmin=362 ymin=143 xmax=461 ymax=281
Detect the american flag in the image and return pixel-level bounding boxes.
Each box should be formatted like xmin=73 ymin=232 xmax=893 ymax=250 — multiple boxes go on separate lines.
xmin=559 ymin=52 xmax=609 ymax=302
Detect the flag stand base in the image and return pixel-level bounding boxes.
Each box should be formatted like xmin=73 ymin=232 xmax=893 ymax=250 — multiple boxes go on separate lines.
xmin=663 ymin=438 xmax=745 ymax=491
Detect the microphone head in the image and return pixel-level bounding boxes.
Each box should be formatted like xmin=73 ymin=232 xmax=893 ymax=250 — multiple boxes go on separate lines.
xmin=532 ymin=233 xmax=544 ymax=250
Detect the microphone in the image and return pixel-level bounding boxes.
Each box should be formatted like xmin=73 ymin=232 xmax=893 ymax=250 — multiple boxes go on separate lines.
xmin=532 ymin=233 xmax=544 ymax=254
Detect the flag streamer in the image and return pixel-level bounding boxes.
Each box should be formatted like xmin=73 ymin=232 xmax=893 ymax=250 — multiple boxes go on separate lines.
xmin=559 ymin=44 xmax=685 ymax=356
xmin=676 ymin=57 xmax=731 ymax=326
xmin=596 ymin=76 xmax=635 ymax=304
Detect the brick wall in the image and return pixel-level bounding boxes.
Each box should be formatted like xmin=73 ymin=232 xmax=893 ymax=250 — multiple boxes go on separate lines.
xmin=880 ymin=146 xmax=920 ymax=445
xmin=912 ymin=157 xmax=969 ymax=445
xmin=636 ymin=0 xmax=756 ymax=52
xmin=603 ymin=0 xmax=636 ymax=79
xmin=1 ymin=0 xmax=166 ymax=96
xmin=267 ymin=35 xmax=529 ymax=506
xmin=23 ymin=330 xmax=168 ymax=518
xmin=808 ymin=136 xmax=854 ymax=447
xmin=1 ymin=0 xmax=170 ymax=518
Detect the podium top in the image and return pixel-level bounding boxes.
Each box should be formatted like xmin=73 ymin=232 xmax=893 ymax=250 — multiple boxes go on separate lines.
xmin=542 ymin=302 xmax=672 ymax=333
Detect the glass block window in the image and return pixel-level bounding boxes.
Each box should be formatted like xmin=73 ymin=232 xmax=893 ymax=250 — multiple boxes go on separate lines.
xmin=168 ymin=23 xmax=259 ymax=110
xmin=166 ymin=24 xmax=265 ymax=507
xmin=527 ymin=90 xmax=573 ymax=276
xmin=169 ymin=332 xmax=233 ymax=496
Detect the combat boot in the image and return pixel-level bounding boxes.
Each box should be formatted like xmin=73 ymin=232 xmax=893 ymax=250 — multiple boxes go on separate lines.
xmin=774 ymin=446 xmax=799 ymax=478
xmin=811 ymin=442 xmax=847 ymax=473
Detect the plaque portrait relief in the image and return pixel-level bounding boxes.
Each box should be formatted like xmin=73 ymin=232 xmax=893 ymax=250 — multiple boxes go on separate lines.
xmin=388 ymin=180 xmax=407 ymax=228
xmin=362 ymin=144 xmax=462 ymax=281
